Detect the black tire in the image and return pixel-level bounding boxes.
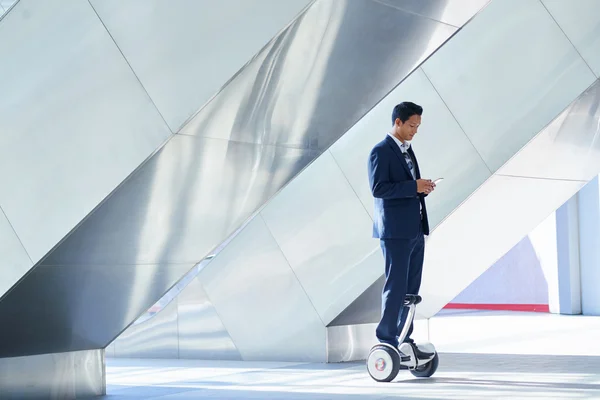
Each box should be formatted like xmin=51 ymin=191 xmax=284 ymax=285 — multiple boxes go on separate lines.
xmin=410 ymin=352 xmax=439 ymax=378
xmin=367 ymin=344 xmax=401 ymax=382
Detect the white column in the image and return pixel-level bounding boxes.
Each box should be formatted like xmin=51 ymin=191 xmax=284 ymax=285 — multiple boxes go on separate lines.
xmin=577 ymin=176 xmax=600 ymax=315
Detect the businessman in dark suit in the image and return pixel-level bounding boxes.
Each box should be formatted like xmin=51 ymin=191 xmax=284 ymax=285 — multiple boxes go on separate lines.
xmin=368 ymin=102 xmax=435 ymax=360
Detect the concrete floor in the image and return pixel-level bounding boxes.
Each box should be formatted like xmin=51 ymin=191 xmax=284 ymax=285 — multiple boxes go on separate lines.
xmin=102 ymin=311 xmax=600 ymax=399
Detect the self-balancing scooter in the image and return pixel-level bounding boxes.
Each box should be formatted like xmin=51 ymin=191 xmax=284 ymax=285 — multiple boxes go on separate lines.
xmin=366 ymin=294 xmax=439 ymax=382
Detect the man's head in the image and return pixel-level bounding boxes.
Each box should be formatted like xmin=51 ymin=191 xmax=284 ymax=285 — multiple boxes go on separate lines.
xmin=391 ymin=102 xmax=423 ymax=143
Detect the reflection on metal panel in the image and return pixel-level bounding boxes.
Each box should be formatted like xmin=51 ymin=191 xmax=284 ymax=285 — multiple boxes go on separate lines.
xmin=180 ymin=0 xmax=457 ymax=151
xmin=90 ymin=0 xmax=312 ymax=131
xmin=177 ymin=278 xmax=241 ymax=360
xmin=0 ymin=263 xmax=194 ymax=358
xmin=0 ymin=349 xmax=105 ymax=399
xmin=542 ymin=0 xmax=600 ymax=78
xmin=0 ymin=208 xmax=32 ymax=297
xmin=261 ymin=152 xmax=381 ymax=325
xmin=42 ymin=135 xmax=318 ymax=266
xmin=422 ymin=0 xmax=596 ymax=173
xmin=0 ymin=0 xmax=172 ymax=263
xmin=372 ymin=0 xmax=490 ymax=27
xmin=328 ymin=275 xmax=384 ymax=327
xmin=104 ymin=0 xmax=483 ymax=360
xmin=497 ymin=80 xmax=600 ymax=181
xmin=113 ymin=299 xmax=179 ymax=359
xmin=199 ymin=216 xmax=326 ymax=362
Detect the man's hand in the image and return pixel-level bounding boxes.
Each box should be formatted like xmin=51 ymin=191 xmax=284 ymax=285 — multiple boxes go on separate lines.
xmin=417 ymin=179 xmax=435 ymax=194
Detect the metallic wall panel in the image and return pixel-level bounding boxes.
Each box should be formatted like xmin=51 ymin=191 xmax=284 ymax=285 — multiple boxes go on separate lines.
xmin=418 ymin=175 xmax=586 ymax=318
xmin=90 ymin=0 xmax=312 ymax=131
xmin=330 ymin=67 xmax=492 ymax=229
xmin=177 ymin=277 xmax=242 ymax=360
xmin=0 ymin=263 xmax=194 ymax=357
xmin=498 ymin=79 xmax=600 ymax=181
xmin=372 ymin=0 xmax=490 ymax=27
xmin=542 ymin=0 xmax=600 ymax=77
xmin=0 ymin=349 xmax=104 ymax=399
xmin=42 ymin=135 xmax=317 ymax=266
xmin=113 ymin=298 xmax=179 ymax=359
xmin=422 ymin=0 xmax=597 ymax=173
xmin=199 ymin=216 xmax=327 ymax=362
xmin=0 ymin=0 xmax=172 ymax=263
xmin=0 ymin=208 xmax=32 ymax=297
xmin=180 ymin=0 xmax=457 ymax=151
xmin=261 ymin=152 xmax=381 ymax=325
xmin=328 ymin=275 xmax=384 ymax=327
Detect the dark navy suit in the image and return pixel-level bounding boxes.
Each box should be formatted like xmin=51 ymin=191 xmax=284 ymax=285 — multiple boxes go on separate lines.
xmin=368 ymin=135 xmax=429 ymax=347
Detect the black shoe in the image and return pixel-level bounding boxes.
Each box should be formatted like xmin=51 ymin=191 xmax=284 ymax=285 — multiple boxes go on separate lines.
xmin=408 ymin=342 xmax=434 ymax=360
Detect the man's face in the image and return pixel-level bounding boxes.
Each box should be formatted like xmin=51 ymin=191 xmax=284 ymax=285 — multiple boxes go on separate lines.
xmin=396 ymin=114 xmax=421 ymax=142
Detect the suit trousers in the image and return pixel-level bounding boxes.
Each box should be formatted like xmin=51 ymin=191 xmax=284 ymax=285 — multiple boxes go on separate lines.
xmin=375 ymin=226 xmax=425 ymax=348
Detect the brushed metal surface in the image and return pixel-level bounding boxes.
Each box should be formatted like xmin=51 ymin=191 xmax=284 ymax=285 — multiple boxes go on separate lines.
xmin=0 ymin=208 xmax=32 ymax=297
xmin=42 ymin=134 xmax=318 ymax=266
xmin=422 ymin=0 xmax=597 ymax=173
xmin=199 ymin=216 xmax=326 ymax=362
xmin=177 ymin=277 xmax=242 ymax=361
xmin=260 ymin=152 xmax=382 ymax=325
xmin=90 ymin=0 xmax=312 ymax=131
xmin=0 ymin=0 xmax=172 ymax=263
xmin=0 ymin=263 xmax=194 ymax=358
xmin=180 ymin=0 xmax=457 ymax=151
xmin=113 ymin=299 xmax=179 ymax=359
xmin=542 ymin=0 xmax=600 ymax=77
xmin=497 ymin=79 xmax=600 ymax=181
xmin=0 ymin=349 xmax=104 ymax=399
xmin=372 ymin=0 xmax=490 ymax=27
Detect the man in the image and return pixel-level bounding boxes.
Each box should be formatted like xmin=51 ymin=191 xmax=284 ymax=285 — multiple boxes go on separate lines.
xmin=367 ymin=101 xmax=435 ymax=360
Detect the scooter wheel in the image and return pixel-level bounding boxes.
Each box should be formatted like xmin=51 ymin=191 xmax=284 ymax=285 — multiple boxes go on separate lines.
xmin=367 ymin=344 xmax=401 ymax=382
xmin=410 ymin=352 xmax=439 ymax=378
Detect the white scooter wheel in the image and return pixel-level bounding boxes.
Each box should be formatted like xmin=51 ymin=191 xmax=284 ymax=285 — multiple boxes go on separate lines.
xmin=409 ymin=352 xmax=439 ymax=378
xmin=367 ymin=344 xmax=401 ymax=382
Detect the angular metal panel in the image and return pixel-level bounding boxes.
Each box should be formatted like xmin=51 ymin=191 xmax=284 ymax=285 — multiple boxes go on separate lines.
xmin=542 ymin=0 xmax=600 ymax=77
xmin=0 ymin=0 xmax=172 ymax=263
xmin=199 ymin=216 xmax=326 ymax=362
xmin=0 ymin=208 xmax=32 ymax=297
xmin=90 ymin=0 xmax=312 ymax=131
xmin=372 ymin=0 xmax=490 ymax=27
xmin=328 ymin=275 xmax=384 ymax=327
xmin=180 ymin=0 xmax=457 ymax=151
xmin=177 ymin=278 xmax=241 ymax=361
xmin=42 ymin=135 xmax=317 ymax=266
xmin=260 ymin=152 xmax=380 ymax=325
xmin=0 ymin=263 xmax=194 ymax=357
xmin=418 ymin=175 xmax=586 ymax=318
xmin=422 ymin=0 xmax=597 ymax=172
xmin=498 ymin=79 xmax=600 ymax=181
xmin=113 ymin=299 xmax=179 ymax=359
xmin=0 ymin=349 xmax=104 ymax=399
xmin=329 ymin=67 xmax=492 ymax=229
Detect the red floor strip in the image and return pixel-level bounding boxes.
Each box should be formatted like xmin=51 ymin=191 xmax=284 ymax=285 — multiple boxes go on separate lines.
xmin=444 ymin=303 xmax=549 ymax=312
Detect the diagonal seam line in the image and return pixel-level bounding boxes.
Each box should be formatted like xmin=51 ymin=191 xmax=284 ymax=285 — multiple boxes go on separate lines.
xmin=86 ymin=0 xmax=174 ymax=134
xmin=0 ymin=204 xmax=33 ymax=264
xmin=539 ymin=0 xmax=598 ymax=80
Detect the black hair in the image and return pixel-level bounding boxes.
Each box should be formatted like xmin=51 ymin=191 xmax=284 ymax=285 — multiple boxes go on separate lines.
xmin=392 ymin=102 xmax=423 ymax=125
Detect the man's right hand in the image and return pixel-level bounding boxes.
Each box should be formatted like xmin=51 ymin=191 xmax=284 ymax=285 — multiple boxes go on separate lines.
xmin=417 ymin=179 xmax=435 ymax=194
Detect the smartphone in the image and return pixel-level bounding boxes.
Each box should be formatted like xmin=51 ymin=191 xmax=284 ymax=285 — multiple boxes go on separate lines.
xmin=433 ymin=178 xmax=444 ymax=184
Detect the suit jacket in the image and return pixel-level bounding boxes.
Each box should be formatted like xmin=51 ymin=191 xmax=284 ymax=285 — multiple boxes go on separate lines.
xmin=368 ymin=135 xmax=430 ymax=239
